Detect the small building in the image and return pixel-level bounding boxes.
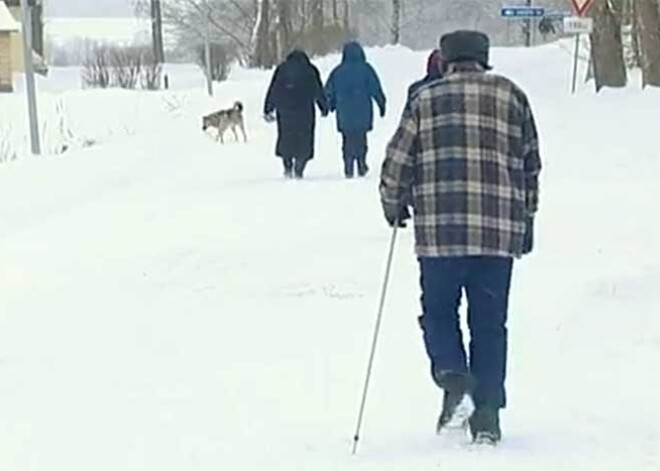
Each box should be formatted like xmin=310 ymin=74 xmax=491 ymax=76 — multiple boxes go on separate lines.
xmin=0 ymin=1 xmax=19 ymax=92
xmin=0 ymin=0 xmax=46 ymax=92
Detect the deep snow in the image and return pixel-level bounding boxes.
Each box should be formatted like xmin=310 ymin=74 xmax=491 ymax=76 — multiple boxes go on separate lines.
xmin=1 ymin=43 xmax=659 ymax=470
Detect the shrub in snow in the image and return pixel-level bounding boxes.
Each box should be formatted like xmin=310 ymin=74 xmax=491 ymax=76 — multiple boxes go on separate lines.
xmin=82 ymin=43 xmax=112 ymax=89
xmin=0 ymin=122 xmax=17 ymax=163
xmin=142 ymin=55 xmax=163 ymax=91
xmin=195 ymin=43 xmax=232 ymax=82
xmin=82 ymin=43 xmax=163 ymax=90
xmin=109 ymin=46 xmax=145 ymax=90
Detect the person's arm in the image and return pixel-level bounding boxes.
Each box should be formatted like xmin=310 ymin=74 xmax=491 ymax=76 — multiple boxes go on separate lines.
xmin=368 ymin=65 xmax=386 ymax=117
xmin=379 ymin=99 xmax=418 ymax=226
xmin=522 ymin=98 xmax=541 ymax=216
xmin=264 ymin=67 xmax=280 ymax=116
xmin=521 ymin=96 xmax=542 ymax=254
xmin=324 ymin=71 xmax=337 ymax=113
xmin=312 ymin=66 xmax=329 ymax=116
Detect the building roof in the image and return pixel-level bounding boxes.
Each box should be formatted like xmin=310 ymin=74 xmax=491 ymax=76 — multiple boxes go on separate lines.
xmin=0 ymin=2 xmax=20 ymax=32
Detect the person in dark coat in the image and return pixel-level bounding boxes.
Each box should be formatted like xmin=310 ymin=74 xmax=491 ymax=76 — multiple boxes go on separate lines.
xmin=325 ymin=42 xmax=386 ymax=178
xmin=408 ymin=49 xmax=445 ymax=99
xmin=264 ymin=50 xmax=328 ymax=179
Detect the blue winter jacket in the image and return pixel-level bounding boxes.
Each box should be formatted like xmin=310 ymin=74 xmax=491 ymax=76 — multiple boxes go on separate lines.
xmin=325 ymin=42 xmax=386 ymax=132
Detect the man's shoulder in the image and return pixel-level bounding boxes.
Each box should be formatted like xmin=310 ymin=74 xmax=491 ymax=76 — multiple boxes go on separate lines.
xmin=408 ymin=78 xmax=425 ymax=98
xmin=409 ymin=76 xmax=445 ymax=100
xmin=436 ymin=73 xmax=530 ymax=105
xmin=480 ymin=74 xmax=529 ymax=101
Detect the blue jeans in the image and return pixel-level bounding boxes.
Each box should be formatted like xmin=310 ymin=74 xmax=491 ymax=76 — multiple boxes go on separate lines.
xmin=418 ymin=256 xmax=513 ymax=409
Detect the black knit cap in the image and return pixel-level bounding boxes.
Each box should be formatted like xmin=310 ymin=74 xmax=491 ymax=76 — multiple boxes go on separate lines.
xmin=440 ymin=30 xmax=492 ymax=69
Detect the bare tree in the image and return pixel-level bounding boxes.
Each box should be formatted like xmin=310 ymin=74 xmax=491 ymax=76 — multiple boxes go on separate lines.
xmin=634 ymin=0 xmax=660 ymax=87
xmin=331 ymin=0 xmax=339 ymax=24
xmin=310 ymin=0 xmax=323 ymax=30
xmin=391 ymin=0 xmax=401 ymax=44
xmin=627 ymin=0 xmax=642 ymax=68
xmin=151 ymin=0 xmax=166 ymax=63
xmin=309 ymin=0 xmax=324 ymax=51
xmin=132 ymin=0 xmax=165 ymax=63
xmin=276 ymin=0 xmax=294 ymax=59
xmin=252 ymin=0 xmax=273 ymax=67
xmin=589 ymin=0 xmax=627 ymax=91
xmin=160 ymin=0 xmax=354 ymax=68
xmin=163 ymin=0 xmax=255 ymax=63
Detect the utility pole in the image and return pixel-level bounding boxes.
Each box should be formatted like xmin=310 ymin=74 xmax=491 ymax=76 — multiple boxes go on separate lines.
xmin=19 ymin=0 xmax=41 ymax=155
xmin=524 ymin=0 xmax=533 ymax=47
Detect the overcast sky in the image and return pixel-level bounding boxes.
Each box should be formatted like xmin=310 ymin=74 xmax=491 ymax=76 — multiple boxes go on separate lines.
xmin=47 ymin=0 xmax=135 ymax=17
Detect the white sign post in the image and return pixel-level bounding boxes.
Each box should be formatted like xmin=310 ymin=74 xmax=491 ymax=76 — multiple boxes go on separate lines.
xmin=565 ymin=0 xmax=595 ymax=94
xmin=565 ymin=16 xmax=593 ymax=93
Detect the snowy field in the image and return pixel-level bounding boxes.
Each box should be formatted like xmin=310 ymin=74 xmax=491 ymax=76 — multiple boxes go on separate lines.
xmin=1 ymin=42 xmax=659 ymax=470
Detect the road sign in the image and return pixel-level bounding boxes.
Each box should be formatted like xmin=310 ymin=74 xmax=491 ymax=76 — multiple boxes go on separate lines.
xmin=570 ymin=0 xmax=595 ymax=17
xmin=564 ymin=16 xmax=594 ymax=34
xmin=501 ymin=6 xmax=545 ymax=18
xmin=544 ymin=11 xmax=572 ymax=20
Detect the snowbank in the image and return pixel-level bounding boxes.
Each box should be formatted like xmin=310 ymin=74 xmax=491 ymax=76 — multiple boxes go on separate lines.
xmin=0 ymin=42 xmax=615 ymax=163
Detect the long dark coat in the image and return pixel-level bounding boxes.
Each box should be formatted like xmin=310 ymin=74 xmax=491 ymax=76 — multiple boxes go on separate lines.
xmin=264 ymin=51 xmax=328 ymax=161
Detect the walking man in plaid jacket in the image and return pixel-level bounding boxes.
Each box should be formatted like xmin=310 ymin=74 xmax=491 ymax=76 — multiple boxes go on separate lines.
xmin=379 ymin=31 xmax=541 ymax=445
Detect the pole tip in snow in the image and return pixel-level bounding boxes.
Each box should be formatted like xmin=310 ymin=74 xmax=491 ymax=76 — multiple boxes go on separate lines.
xmin=351 ymin=435 xmax=360 ymax=455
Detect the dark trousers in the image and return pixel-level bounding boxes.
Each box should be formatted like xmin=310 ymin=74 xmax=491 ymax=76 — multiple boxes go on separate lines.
xmin=341 ymin=131 xmax=368 ymax=177
xmin=418 ymin=256 xmax=513 ymax=409
xmin=282 ymin=156 xmax=308 ymax=178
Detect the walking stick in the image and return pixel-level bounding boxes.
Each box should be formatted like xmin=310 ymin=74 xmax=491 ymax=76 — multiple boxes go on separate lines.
xmin=351 ymin=223 xmax=399 ymax=455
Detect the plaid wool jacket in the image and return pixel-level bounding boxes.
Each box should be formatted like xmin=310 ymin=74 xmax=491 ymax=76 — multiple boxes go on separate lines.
xmin=380 ymin=69 xmax=541 ymax=258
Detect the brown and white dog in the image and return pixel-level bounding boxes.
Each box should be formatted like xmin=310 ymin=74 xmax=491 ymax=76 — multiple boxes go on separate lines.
xmin=202 ymin=101 xmax=247 ymax=143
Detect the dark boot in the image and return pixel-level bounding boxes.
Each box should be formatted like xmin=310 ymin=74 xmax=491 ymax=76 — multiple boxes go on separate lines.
xmin=357 ymin=157 xmax=369 ymax=177
xmin=343 ymin=157 xmax=355 ymax=179
xmin=469 ymin=407 xmax=501 ymax=445
xmin=358 ymin=160 xmax=369 ymax=177
xmin=283 ymin=157 xmax=294 ymax=179
xmin=435 ymin=371 xmax=474 ymax=434
xmin=294 ymin=158 xmax=307 ymax=179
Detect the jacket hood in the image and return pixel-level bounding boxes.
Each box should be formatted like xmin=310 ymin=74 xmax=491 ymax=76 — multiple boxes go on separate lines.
xmin=426 ymin=49 xmax=444 ymax=77
xmin=287 ymin=49 xmax=311 ymax=64
xmin=342 ymin=42 xmax=366 ymax=63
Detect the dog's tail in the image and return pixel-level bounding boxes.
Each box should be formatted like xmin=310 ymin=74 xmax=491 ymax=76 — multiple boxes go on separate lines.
xmin=234 ymin=101 xmax=244 ymax=112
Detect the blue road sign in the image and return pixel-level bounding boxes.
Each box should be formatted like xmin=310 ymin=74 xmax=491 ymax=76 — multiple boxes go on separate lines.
xmin=501 ymin=6 xmax=545 ymax=18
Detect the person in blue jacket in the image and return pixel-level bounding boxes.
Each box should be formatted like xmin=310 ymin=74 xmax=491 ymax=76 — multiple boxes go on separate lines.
xmin=325 ymin=42 xmax=386 ymax=178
